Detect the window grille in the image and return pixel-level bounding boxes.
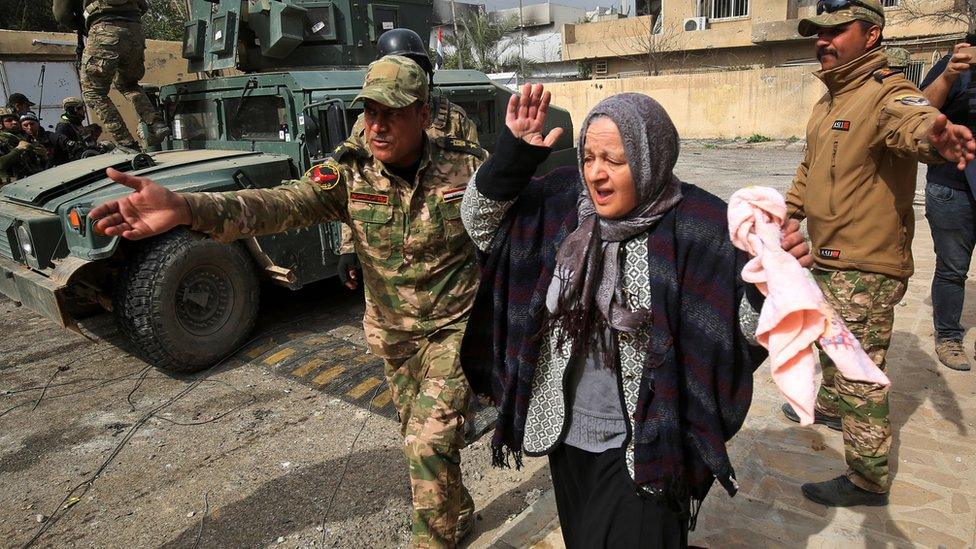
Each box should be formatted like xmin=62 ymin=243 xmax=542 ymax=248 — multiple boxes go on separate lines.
xmin=881 ymin=0 xmax=899 ymax=7
xmin=594 ymin=60 xmax=608 ymax=76
xmin=710 ymin=0 xmax=748 ymax=19
xmin=903 ymin=60 xmax=925 ymax=86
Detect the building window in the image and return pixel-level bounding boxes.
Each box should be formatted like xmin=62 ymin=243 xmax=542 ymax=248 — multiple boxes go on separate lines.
xmin=881 ymin=0 xmax=899 ymax=7
xmin=709 ymin=0 xmax=748 ymax=19
xmin=594 ymin=60 xmax=608 ymax=77
xmin=903 ymin=60 xmax=925 ymax=86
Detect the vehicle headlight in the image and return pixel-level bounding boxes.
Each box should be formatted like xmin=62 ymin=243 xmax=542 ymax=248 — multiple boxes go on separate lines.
xmin=16 ymin=225 xmax=34 ymax=257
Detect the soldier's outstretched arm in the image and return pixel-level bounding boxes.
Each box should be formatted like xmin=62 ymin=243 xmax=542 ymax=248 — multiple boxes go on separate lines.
xmin=880 ymin=82 xmax=976 ymax=168
xmin=92 ymin=165 xmax=349 ymax=242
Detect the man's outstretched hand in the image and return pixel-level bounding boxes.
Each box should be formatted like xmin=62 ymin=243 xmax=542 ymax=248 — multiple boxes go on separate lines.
xmin=928 ymin=114 xmax=976 ymax=171
xmin=89 ymin=167 xmax=191 ymax=240
xmin=506 ymin=83 xmax=564 ymax=148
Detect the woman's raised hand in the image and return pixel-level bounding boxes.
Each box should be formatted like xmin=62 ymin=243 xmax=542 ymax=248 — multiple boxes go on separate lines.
xmin=89 ymin=168 xmax=192 ymax=240
xmin=505 ymin=83 xmax=565 ymax=148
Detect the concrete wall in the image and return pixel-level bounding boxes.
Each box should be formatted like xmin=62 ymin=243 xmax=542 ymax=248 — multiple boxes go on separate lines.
xmin=545 ymin=65 xmax=825 ymax=139
xmin=0 ymin=30 xmax=194 ymax=140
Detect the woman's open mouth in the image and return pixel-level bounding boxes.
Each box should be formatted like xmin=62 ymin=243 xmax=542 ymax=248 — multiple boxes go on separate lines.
xmin=593 ymin=187 xmax=614 ymax=205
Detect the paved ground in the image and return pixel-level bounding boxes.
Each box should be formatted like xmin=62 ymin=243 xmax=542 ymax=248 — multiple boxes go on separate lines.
xmin=528 ymin=150 xmax=976 ymax=548
xmin=3 ymin=145 xmax=964 ymax=548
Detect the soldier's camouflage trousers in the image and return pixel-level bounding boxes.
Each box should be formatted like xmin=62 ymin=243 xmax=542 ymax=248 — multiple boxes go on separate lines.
xmin=383 ymin=321 xmax=471 ymax=548
xmin=812 ymin=269 xmax=907 ymax=493
xmin=81 ymin=21 xmax=157 ymax=146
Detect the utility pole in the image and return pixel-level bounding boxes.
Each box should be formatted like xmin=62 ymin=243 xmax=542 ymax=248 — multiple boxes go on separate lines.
xmin=450 ymin=0 xmax=464 ymax=69
xmin=517 ymin=0 xmax=525 ymax=82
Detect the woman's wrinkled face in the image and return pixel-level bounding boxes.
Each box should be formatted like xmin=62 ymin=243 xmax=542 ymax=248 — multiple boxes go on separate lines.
xmin=582 ymin=117 xmax=638 ymax=219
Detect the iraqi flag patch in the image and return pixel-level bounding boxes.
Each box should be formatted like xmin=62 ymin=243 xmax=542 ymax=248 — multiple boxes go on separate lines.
xmin=442 ymin=187 xmax=466 ymax=202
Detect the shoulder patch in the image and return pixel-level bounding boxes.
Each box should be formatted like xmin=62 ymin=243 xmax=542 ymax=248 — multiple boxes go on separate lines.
xmin=303 ymin=161 xmax=343 ymax=190
xmin=436 ymin=137 xmax=485 ymax=160
xmin=873 ymin=68 xmax=903 ymax=82
xmin=332 ymin=140 xmax=369 ymax=162
xmin=892 ymin=94 xmax=930 ymax=106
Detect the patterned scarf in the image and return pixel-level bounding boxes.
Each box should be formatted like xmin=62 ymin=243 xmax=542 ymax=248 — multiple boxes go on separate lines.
xmin=544 ymin=93 xmax=683 ymax=355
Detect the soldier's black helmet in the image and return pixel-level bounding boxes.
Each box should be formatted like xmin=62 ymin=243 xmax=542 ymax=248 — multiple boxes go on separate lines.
xmin=377 ymin=29 xmax=434 ymax=79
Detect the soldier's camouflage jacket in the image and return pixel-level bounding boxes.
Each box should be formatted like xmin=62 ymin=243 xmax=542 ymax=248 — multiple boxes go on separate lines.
xmin=184 ymin=136 xmax=486 ymax=359
xmin=339 ymin=97 xmax=479 ymax=255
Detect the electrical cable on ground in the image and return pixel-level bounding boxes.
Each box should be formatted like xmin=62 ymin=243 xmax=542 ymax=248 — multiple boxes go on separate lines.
xmin=319 ymin=380 xmax=383 ymax=545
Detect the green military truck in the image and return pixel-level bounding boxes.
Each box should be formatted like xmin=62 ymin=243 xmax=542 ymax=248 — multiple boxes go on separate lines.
xmin=0 ymin=0 xmax=575 ymax=372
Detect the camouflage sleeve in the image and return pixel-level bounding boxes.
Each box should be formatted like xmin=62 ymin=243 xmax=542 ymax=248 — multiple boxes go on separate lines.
xmin=338 ymin=223 xmax=355 ymax=254
xmin=0 ymin=146 xmax=24 ymax=174
xmin=183 ymin=162 xmax=350 ymax=244
xmin=878 ymin=82 xmax=944 ymax=164
xmin=456 ymin=111 xmax=479 ymax=143
xmin=784 ymin=146 xmax=810 ymax=221
xmin=460 ymin=165 xmax=515 ymax=253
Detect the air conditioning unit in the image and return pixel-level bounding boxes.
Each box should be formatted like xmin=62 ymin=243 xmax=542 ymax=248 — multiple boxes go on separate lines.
xmin=683 ymin=17 xmax=708 ymax=31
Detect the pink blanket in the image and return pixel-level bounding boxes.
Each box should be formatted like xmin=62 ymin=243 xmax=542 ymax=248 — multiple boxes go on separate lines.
xmin=728 ymin=186 xmax=890 ymax=425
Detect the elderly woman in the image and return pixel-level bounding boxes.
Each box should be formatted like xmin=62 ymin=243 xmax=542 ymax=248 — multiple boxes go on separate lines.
xmin=460 ymin=86 xmax=810 ymax=547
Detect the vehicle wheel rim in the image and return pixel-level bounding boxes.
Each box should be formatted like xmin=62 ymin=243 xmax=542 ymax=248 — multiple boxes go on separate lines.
xmin=175 ymin=266 xmax=234 ymax=337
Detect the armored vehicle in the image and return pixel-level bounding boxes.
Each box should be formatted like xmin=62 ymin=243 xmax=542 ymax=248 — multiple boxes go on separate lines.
xmin=0 ymin=0 xmax=575 ymax=372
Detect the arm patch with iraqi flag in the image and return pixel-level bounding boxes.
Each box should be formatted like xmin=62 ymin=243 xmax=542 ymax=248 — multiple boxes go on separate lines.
xmin=303 ymin=161 xmax=342 ymax=190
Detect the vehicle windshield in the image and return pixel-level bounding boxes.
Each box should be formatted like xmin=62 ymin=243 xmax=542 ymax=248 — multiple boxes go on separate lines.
xmin=173 ymin=99 xmax=220 ymax=141
xmin=225 ymin=95 xmax=288 ymax=141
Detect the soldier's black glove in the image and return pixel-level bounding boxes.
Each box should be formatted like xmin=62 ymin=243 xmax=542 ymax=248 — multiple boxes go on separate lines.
xmin=337 ymin=252 xmax=361 ymax=290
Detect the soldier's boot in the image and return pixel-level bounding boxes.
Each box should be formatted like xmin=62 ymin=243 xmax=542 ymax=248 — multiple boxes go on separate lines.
xmin=139 ymin=121 xmax=171 ymax=146
xmin=936 ymin=339 xmax=971 ymax=371
xmin=455 ymin=486 xmax=475 ymax=542
xmin=781 ymin=402 xmax=842 ymax=431
xmin=801 ymin=475 xmax=888 ymax=507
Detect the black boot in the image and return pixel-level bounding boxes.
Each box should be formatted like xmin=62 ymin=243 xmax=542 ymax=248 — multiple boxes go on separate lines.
xmin=781 ymin=403 xmax=842 ymax=431
xmin=801 ymin=476 xmax=888 ymax=507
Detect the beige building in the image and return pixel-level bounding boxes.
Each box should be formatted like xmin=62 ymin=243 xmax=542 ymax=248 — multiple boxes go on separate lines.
xmin=562 ymin=0 xmax=967 ymax=84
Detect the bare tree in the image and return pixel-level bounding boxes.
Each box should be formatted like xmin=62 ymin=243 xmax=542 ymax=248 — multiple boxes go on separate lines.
xmin=897 ymin=0 xmax=975 ymax=33
xmin=606 ymin=18 xmax=685 ymax=76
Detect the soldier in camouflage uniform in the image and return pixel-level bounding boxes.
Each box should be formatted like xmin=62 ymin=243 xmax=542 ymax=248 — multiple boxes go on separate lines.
xmin=53 ymin=0 xmax=170 ymax=149
xmin=337 ymin=28 xmax=478 ymax=287
xmin=782 ymin=0 xmax=976 ymax=506
xmin=0 ymin=113 xmax=48 ymax=186
xmin=90 ymin=55 xmax=484 ymax=548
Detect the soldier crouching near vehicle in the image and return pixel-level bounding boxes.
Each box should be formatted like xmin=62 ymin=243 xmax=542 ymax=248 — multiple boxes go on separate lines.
xmin=0 ymin=113 xmax=48 ymax=186
xmin=50 ymin=97 xmax=113 ymax=164
xmin=89 ymin=56 xmax=483 ymax=548
xmin=52 ymin=0 xmax=170 ymax=150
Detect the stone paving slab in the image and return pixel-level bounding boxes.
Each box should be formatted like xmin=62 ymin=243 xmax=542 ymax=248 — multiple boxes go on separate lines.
xmin=514 ymin=204 xmax=976 ymax=549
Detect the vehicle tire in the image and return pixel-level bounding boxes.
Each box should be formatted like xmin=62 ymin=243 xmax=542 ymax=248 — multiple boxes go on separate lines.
xmin=113 ymin=228 xmax=260 ymax=373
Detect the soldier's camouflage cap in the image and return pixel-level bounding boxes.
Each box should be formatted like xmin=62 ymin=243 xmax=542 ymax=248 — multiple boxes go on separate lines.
xmin=885 ymin=47 xmax=910 ymax=68
xmin=798 ymin=0 xmax=885 ymax=37
xmin=62 ymin=96 xmax=85 ymax=109
xmin=354 ymin=55 xmax=429 ymax=109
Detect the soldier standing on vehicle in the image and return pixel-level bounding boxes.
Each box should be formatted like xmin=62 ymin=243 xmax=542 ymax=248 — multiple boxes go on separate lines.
xmin=90 ymin=56 xmax=483 ymax=548
xmin=337 ymin=28 xmax=479 ymax=290
xmin=0 ymin=113 xmax=48 ymax=185
xmin=52 ymin=0 xmax=170 ymax=150
xmin=780 ymin=0 xmax=976 ymax=507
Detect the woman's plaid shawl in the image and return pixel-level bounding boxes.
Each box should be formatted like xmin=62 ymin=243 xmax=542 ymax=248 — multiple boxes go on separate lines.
xmin=460 ymin=166 xmax=767 ymax=509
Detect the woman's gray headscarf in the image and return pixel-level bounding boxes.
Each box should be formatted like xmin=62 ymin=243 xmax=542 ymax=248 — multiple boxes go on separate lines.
xmin=545 ymin=93 xmax=683 ymax=351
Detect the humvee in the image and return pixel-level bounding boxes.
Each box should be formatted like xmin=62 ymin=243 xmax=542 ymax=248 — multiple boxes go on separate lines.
xmin=0 ymin=0 xmax=575 ymax=372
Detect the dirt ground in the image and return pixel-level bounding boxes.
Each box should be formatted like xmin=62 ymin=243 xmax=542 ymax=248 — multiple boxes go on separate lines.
xmin=1 ymin=146 xmax=820 ymax=548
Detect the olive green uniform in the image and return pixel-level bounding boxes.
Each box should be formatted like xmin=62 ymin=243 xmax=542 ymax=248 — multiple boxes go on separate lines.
xmin=786 ymin=47 xmax=946 ymax=493
xmin=182 ymin=134 xmax=485 ymax=547
xmin=0 ymin=131 xmax=47 ymax=186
